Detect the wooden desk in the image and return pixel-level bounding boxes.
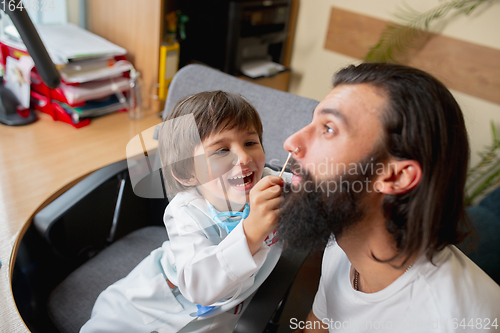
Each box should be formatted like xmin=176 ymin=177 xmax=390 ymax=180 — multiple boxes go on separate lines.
xmin=0 ymin=111 xmax=161 ymax=332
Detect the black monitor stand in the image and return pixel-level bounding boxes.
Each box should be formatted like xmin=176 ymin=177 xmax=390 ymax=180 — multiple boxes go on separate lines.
xmin=0 ymin=2 xmax=60 ymax=126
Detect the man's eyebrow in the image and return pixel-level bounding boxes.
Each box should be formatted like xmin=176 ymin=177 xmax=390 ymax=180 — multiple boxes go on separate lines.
xmin=317 ymin=108 xmax=348 ymax=127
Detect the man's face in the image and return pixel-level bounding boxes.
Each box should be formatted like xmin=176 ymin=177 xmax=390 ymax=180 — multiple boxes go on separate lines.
xmin=284 ymin=84 xmax=387 ymax=183
xmin=279 ymin=84 xmax=388 ymax=251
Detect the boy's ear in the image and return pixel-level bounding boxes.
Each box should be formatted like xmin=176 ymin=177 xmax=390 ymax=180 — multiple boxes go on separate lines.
xmin=171 ymin=170 xmax=198 ymax=186
xmin=375 ymin=159 xmax=422 ymax=195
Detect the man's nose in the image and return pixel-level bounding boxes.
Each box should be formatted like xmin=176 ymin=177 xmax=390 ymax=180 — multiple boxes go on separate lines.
xmin=284 ymin=126 xmax=308 ymax=158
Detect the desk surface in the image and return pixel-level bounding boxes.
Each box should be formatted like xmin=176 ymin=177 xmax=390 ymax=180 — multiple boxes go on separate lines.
xmin=0 ymin=111 xmax=161 ymax=332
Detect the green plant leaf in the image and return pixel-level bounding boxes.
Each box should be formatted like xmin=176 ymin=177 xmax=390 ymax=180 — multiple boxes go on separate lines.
xmin=364 ymin=0 xmax=499 ymax=63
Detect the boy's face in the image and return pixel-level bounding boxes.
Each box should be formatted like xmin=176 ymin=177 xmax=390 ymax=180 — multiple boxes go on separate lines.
xmin=192 ymin=126 xmax=265 ymax=212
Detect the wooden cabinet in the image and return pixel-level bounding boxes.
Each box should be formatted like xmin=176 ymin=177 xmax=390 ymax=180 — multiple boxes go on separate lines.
xmin=86 ymin=0 xmax=165 ymax=112
xmin=86 ymin=0 xmax=298 ymax=112
xmin=237 ymin=0 xmax=299 ymax=91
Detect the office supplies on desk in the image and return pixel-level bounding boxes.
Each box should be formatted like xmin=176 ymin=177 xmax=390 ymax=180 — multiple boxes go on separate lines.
xmin=128 ymin=69 xmax=144 ymax=119
xmin=27 ymin=66 xmax=130 ymax=128
xmin=60 ymin=77 xmax=130 ymax=104
xmin=2 ymin=5 xmax=60 ymax=88
xmin=158 ymin=42 xmax=179 ymax=100
xmin=36 ymin=23 xmax=126 ymax=64
xmin=0 ymin=3 xmax=60 ymax=126
xmin=58 ymin=94 xmax=128 ymax=120
xmin=59 ymin=58 xmax=133 ymax=84
xmin=0 ymin=23 xmax=133 ymax=128
xmin=30 ymin=90 xmax=90 ymax=128
xmin=158 ymin=12 xmax=181 ymax=100
xmin=4 ymin=56 xmax=32 ymax=108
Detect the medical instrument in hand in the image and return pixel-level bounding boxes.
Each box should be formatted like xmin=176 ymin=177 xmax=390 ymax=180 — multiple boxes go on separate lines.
xmin=279 ymin=147 xmax=298 ymax=178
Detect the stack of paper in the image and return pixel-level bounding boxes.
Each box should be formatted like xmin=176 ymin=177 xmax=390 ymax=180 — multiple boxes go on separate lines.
xmin=60 ymin=77 xmax=130 ymax=104
xmin=36 ymin=23 xmax=127 ymax=64
xmin=0 ymin=23 xmax=133 ymax=127
xmin=241 ymin=60 xmax=286 ymax=79
xmin=59 ymin=58 xmax=133 ymax=83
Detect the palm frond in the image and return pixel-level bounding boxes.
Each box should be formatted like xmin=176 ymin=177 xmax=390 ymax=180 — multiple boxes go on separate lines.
xmin=365 ymin=0 xmax=499 ymax=63
xmin=465 ymin=121 xmax=500 ymax=205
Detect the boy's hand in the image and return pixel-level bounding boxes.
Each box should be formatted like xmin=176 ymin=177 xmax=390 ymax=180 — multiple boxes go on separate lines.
xmin=243 ymin=175 xmax=284 ymax=255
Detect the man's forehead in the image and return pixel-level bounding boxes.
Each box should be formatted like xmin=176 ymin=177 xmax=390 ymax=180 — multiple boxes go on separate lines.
xmin=313 ymin=107 xmax=349 ymax=128
xmin=313 ymin=84 xmax=388 ymax=119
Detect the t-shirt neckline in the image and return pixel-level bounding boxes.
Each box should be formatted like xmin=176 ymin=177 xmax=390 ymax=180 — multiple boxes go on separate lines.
xmin=345 ymin=254 xmax=432 ymax=303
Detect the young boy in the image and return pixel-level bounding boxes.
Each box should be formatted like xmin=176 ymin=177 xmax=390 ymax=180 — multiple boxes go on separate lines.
xmin=81 ymin=91 xmax=288 ymax=333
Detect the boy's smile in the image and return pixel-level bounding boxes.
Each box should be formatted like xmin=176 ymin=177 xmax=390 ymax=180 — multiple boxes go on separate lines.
xmin=227 ymin=170 xmax=256 ymax=190
xmin=192 ymin=126 xmax=265 ymax=212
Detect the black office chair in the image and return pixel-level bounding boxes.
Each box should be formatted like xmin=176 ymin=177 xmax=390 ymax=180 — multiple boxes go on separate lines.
xmin=13 ymin=156 xmax=311 ymax=333
xmin=13 ymin=64 xmax=321 ymax=332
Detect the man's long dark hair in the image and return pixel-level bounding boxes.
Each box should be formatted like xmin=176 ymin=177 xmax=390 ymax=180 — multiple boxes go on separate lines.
xmin=333 ymin=63 xmax=472 ymax=262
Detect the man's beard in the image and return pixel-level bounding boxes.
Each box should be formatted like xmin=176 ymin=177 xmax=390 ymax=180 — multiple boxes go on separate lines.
xmin=278 ymin=153 xmax=384 ymax=253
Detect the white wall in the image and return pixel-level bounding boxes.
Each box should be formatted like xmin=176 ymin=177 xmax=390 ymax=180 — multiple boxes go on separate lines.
xmin=289 ymin=0 xmax=500 ymax=166
xmin=66 ymin=0 xmax=80 ymax=25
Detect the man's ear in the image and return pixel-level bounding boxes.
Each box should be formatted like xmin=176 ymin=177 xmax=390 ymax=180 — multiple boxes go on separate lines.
xmin=171 ymin=169 xmax=198 ymax=186
xmin=375 ymin=159 xmax=422 ymax=195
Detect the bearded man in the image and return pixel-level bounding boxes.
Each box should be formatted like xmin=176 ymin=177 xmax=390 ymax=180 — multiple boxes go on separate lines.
xmin=278 ymin=63 xmax=500 ymax=332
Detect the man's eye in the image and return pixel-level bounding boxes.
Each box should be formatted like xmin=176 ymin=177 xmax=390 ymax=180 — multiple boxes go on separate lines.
xmin=324 ymin=125 xmax=336 ymax=134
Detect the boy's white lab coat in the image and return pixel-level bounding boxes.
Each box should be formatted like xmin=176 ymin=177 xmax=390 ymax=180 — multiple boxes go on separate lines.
xmin=81 ymin=168 xmax=284 ymax=333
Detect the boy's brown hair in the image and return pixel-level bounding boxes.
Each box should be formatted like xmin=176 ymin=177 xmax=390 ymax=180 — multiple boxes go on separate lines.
xmin=158 ymin=91 xmax=263 ymax=196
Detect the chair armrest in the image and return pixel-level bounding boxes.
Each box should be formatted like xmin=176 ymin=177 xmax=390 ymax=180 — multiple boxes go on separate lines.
xmin=33 ymin=157 xmax=168 ymax=262
xmin=34 ymin=159 xmax=128 ymax=236
xmin=33 ymin=159 xmax=129 ymax=260
xmin=234 ymin=248 xmax=309 ymax=333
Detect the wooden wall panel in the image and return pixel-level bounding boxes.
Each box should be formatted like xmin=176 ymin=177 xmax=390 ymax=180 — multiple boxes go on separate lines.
xmin=284 ymin=0 xmax=300 ymax=68
xmin=87 ymin=0 xmax=163 ymax=112
xmin=324 ymin=7 xmax=500 ymax=105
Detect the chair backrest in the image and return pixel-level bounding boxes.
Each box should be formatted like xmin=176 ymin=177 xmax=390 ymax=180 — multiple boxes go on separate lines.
xmin=162 ymin=66 xmax=319 ymax=331
xmin=163 ymin=64 xmax=319 ymax=167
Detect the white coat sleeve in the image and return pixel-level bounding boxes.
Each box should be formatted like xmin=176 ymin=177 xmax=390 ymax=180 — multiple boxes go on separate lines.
xmin=165 ymin=203 xmax=270 ymax=306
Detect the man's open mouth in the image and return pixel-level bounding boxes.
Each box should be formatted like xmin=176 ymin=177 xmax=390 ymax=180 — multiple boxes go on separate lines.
xmin=291 ymin=173 xmax=302 ymax=185
xmin=227 ymin=171 xmax=254 ymax=187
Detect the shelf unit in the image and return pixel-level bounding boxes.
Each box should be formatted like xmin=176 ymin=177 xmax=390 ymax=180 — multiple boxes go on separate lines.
xmin=86 ymin=0 xmax=298 ymax=113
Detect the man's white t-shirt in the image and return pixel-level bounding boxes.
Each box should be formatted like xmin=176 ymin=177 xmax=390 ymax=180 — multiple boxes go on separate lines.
xmin=310 ymin=244 xmax=500 ymax=332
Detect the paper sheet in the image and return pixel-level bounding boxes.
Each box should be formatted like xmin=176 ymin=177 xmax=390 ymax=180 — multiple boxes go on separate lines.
xmin=241 ymin=60 xmax=285 ymax=78
xmin=36 ymin=23 xmax=126 ymax=61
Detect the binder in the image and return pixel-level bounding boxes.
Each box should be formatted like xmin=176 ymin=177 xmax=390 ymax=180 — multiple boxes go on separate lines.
xmin=158 ymin=42 xmax=180 ymax=100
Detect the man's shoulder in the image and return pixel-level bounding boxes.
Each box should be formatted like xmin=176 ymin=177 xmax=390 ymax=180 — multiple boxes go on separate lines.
xmin=420 ymin=246 xmax=498 ymax=287
xmin=416 ymin=246 xmax=500 ymax=318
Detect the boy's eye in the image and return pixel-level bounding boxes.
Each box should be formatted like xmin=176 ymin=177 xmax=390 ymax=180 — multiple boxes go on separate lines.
xmin=245 ymin=141 xmax=258 ymax=146
xmin=214 ymin=148 xmax=230 ymax=155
